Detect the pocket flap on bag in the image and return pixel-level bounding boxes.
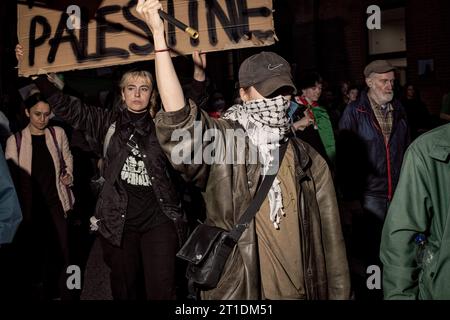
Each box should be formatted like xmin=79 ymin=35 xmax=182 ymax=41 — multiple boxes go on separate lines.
xmin=176 ymin=224 xmax=227 ymax=265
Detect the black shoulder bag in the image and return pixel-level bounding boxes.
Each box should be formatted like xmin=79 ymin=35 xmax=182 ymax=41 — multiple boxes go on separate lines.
xmin=176 ymin=142 xmax=288 ymax=290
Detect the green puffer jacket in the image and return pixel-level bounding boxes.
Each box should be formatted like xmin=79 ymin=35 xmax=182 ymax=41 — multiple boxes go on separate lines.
xmin=380 ymin=124 xmax=450 ymax=299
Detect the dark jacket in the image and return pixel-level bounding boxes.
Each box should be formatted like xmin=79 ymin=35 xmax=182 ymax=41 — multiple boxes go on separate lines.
xmin=338 ymin=90 xmax=409 ymax=218
xmin=155 ymin=101 xmax=351 ymax=300
xmin=0 ymin=145 xmax=22 ymax=244
xmin=42 ymin=89 xmax=186 ymax=247
xmin=401 ymin=97 xmax=432 ymax=140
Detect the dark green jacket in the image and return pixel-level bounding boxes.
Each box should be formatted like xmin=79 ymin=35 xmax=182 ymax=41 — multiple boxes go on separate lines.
xmin=380 ymin=124 xmax=450 ymax=299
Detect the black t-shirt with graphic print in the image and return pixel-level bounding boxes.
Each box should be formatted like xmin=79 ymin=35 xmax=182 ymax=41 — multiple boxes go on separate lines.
xmin=121 ymin=111 xmax=170 ymax=233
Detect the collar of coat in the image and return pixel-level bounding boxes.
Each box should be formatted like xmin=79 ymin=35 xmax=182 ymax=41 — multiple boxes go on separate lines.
xmin=290 ymin=138 xmax=312 ymax=172
xmin=296 ymin=96 xmax=319 ymax=107
xmin=357 ymin=90 xmax=401 ymax=112
xmin=118 ymin=108 xmax=153 ymax=137
xmin=355 ymin=90 xmax=406 ymax=129
xmin=429 ymin=124 xmax=450 ymax=162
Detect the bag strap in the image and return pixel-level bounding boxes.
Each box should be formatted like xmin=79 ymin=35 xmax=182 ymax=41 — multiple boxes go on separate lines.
xmin=48 ymin=126 xmax=66 ymax=172
xmin=227 ymin=141 xmax=289 ymax=243
xmin=14 ymin=131 xmax=22 ymax=160
xmin=48 ymin=126 xmax=74 ymax=209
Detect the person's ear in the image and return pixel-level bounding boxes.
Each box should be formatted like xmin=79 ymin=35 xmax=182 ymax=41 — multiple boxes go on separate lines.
xmin=25 ymin=108 xmax=30 ymax=118
xmin=365 ymin=77 xmax=373 ymax=88
xmin=239 ymin=88 xmax=249 ymax=102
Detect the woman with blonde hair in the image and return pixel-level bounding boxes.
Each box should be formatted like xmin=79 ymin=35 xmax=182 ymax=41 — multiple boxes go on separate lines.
xmin=31 ymin=68 xmax=182 ymax=300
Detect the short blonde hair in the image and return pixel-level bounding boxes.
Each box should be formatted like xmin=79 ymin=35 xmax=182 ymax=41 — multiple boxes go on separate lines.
xmin=119 ymin=70 xmax=154 ymax=90
xmin=119 ymin=70 xmax=160 ymax=117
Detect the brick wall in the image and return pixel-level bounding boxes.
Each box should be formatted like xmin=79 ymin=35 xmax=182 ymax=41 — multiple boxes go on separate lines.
xmin=405 ymin=0 xmax=450 ymax=114
xmin=282 ymin=0 xmax=450 ymax=114
xmin=283 ymin=0 xmax=369 ymax=86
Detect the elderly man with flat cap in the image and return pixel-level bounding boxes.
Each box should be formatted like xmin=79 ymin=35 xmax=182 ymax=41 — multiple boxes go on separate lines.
xmin=338 ymin=60 xmax=410 ymax=299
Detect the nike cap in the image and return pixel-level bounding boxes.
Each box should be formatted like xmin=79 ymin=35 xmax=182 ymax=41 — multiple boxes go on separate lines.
xmin=239 ymin=51 xmax=297 ymax=97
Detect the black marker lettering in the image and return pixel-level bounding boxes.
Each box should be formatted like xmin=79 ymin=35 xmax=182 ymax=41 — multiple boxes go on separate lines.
xmin=240 ymin=1 xmax=272 ymax=39
xmin=123 ymin=0 xmax=154 ymax=55
xmin=205 ymin=0 xmax=241 ymax=45
xmin=189 ymin=0 xmax=199 ymax=46
xmin=236 ymin=0 xmax=249 ymax=36
xmin=48 ymin=12 xmax=85 ymax=63
xmin=29 ymin=15 xmax=51 ymax=66
xmin=167 ymin=0 xmax=177 ymax=46
xmin=246 ymin=7 xmax=271 ymax=17
xmin=96 ymin=5 xmax=129 ymax=59
xmin=225 ymin=0 xmax=240 ymax=40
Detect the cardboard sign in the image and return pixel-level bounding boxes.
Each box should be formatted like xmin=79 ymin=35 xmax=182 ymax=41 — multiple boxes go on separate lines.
xmin=17 ymin=0 xmax=275 ymax=77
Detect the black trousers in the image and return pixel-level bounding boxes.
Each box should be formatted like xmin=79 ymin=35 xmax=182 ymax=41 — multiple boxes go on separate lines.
xmin=3 ymin=201 xmax=71 ymax=300
xmin=101 ymin=221 xmax=178 ymax=300
xmin=349 ymin=197 xmax=387 ymax=300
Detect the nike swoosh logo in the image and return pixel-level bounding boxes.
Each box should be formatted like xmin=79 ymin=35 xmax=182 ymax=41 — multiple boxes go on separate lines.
xmin=267 ymin=64 xmax=283 ymax=70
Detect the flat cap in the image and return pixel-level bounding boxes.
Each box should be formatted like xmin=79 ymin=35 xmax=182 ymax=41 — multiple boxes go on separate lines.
xmin=364 ymin=60 xmax=395 ymax=78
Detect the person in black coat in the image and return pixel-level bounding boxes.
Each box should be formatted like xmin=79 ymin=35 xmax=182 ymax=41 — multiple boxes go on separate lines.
xmin=33 ymin=69 xmax=206 ymax=300
xmin=401 ymin=84 xmax=432 ymax=140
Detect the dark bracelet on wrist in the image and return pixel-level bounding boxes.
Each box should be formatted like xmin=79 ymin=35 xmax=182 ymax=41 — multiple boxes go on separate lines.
xmin=154 ymin=48 xmax=171 ymax=53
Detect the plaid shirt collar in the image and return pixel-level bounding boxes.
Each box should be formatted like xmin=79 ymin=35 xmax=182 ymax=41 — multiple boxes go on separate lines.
xmin=368 ymin=91 xmax=394 ymax=140
xmin=368 ymin=93 xmax=394 ymax=114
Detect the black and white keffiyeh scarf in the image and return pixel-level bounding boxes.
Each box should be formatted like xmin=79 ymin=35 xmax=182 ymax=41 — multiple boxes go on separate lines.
xmin=222 ymin=96 xmax=290 ymax=229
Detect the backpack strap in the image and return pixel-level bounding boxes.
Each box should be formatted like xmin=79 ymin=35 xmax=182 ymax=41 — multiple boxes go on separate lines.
xmin=103 ymin=121 xmax=116 ymax=158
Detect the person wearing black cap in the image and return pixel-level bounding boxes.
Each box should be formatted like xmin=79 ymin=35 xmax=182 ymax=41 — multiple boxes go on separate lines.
xmin=337 ymin=60 xmax=410 ymax=299
xmin=137 ymin=0 xmax=350 ymax=300
xmin=4 ymin=87 xmax=74 ymax=300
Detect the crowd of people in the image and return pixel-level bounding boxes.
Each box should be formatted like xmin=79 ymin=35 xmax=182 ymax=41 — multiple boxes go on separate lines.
xmin=1 ymin=0 xmax=449 ymax=301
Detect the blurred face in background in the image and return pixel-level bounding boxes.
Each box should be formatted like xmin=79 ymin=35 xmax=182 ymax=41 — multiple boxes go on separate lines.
xmin=210 ymin=93 xmax=226 ymax=110
xmin=302 ymin=82 xmax=323 ymax=103
xmin=25 ymin=101 xmax=51 ymax=134
xmin=340 ymin=81 xmax=349 ymax=96
xmin=348 ymin=88 xmax=359 ymax=102
xmin=406 ymin=85 xmax=415 ymax=99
